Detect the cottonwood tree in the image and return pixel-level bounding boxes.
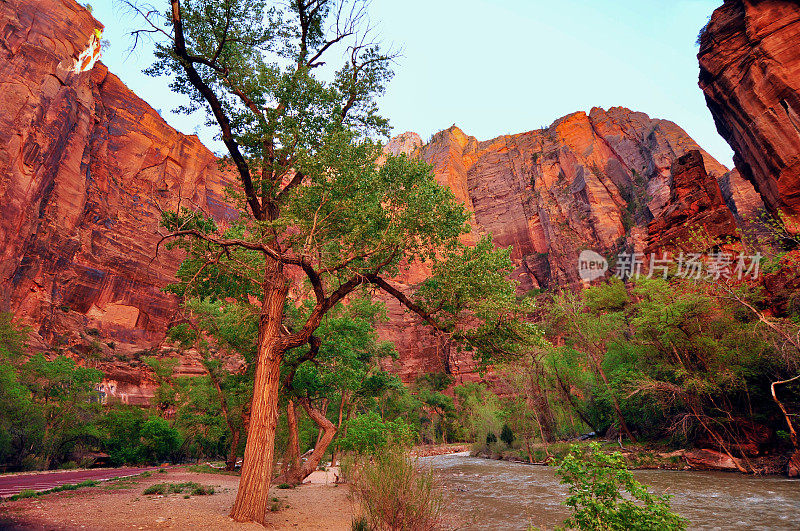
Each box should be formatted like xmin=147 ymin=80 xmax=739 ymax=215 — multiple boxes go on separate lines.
xmin=278 ymin=297 xmax=394 ymax=485
xmin=128 ymin=0 xmax=533 ymax=523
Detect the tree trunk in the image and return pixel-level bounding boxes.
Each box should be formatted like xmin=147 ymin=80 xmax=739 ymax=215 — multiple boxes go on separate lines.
xmin=285 ymin=399 xmax=302 ymax=476
xmin=772 ymin=376 xmax=800 ymax=449
xmin=230 ymin=263 xmax=289 ymax=525
xmin=330 ymin=392 xmax=348 ymax=467
xmin=278 ymin=398 xmax=337 ymax=485
xmin=226 ymin=429 xmax=241 ymax=472
xmin=524 ymin=438 xmax=534 ymax=464
xmin=315 ymin=398 xmax=329 ymax=446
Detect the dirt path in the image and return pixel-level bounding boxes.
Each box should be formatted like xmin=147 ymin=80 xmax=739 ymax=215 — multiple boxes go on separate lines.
xmin=0 ymin=468 xmax=353 ymax=530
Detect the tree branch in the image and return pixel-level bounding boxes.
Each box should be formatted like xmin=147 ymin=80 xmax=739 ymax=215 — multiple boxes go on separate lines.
xmin=168 ymin=0 xmax=263 ymax=220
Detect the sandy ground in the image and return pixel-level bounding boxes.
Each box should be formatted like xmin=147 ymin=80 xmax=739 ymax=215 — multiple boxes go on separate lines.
xmin=0 ymin=468 xmax=353 ymax=530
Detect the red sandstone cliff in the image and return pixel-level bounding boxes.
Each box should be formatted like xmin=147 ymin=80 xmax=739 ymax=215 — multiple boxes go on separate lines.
xmin=0 ymin=0 xmax=234 ymax=403
xmin=0 ymin=0 xmax=766 ymax=392
xmin=645 ymin=150 xmax=739 ymax=254
xmin=378 ymin=111 xmax=754 ymax=383
xmin=699 ymin=0 xmax=800 ymax=231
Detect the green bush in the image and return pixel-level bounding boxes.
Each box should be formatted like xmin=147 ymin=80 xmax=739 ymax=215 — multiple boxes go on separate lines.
xmin=556 ymin=443 xmax=687 ymax=531
xmin=140 ymin=416 xmax=181 ymax=464
xmin=143 ymin=482 xmax=214 ymax=496
xmin=143 ymin=483 xmax=168 ymax=495
xmin=500 ymin=424 xmax=515 ymax=446
xmin=337 ymin=412 xmax=415 ymax=455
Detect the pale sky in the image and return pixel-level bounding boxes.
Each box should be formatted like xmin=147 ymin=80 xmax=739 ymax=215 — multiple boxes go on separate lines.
xmin=89 ymin=0 xmax=732 ymax=166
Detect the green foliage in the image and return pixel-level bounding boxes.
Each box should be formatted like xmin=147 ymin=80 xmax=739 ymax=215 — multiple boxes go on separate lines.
xmin=140 ymin=417 xmax=182 ymax=464
xmin=143 ymin=481 xmax=214 ymax=496
xmin=534 ymin=276 xmax=799 ymax=449
xmin=453 ymin=383 xmax=503 ymax=451
xmin=0 ymin=315 xmax=103 ymax=469
xmin=99 ymin=407 xmax=148 ymax=465
xmin=557 ymin=443 xmax=687 ymax=531
xmin=500 ymin=424 xmax=515 ymax=446
xmin=337 ymin=412 xmax=416 ymax=455
xmin=412 ymin=373 xmax=457 ymax=444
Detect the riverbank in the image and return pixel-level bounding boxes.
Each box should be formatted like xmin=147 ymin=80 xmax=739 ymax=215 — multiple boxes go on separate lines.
xmin=0 ymin=467 xmax=353 ymax=530
xmin=471 ymin=439 xmax=800 ymax=476
xmin=411 ymin=443 xmax=471 ymax=458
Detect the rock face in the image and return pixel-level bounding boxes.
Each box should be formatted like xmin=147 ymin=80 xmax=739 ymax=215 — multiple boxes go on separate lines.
xmin=378 ymin=111 xmax=752 ymax=383
xmin=699 ymin=0 xmax=800 ymax=231
xmin=645 ymin=150 xmax=739 ymax=253
xmin=789 ymin=450 xmax=800 ymax=478
xmin=719 ymin=168 xmax=766 ymax=223
xmin=0 ymin=0 xmax=234 ymax=400
xmin=0 ymin=0 xmax=765 ymax=392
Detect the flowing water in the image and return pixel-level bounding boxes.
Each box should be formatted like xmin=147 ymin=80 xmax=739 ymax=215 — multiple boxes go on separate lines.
xmin=422 ymin=453 xmax=800 ymax=530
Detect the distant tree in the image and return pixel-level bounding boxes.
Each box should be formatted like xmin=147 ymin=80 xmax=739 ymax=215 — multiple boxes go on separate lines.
xmin=500 ymin=424 xmax=515 ymax=447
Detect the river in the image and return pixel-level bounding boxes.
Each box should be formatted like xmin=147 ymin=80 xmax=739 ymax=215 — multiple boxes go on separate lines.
xmin=422 ymin=453 xmax=800 ymax=530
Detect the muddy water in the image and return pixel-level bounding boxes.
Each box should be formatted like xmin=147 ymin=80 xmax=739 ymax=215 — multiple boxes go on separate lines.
xmin=422 ymin=453 xmax=800 ymax=530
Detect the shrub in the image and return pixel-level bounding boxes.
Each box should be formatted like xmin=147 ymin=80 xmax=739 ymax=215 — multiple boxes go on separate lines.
xmin=143 ymin=483 xmax=168 ymax=495
xmin=191 ymin=485 xmax=215 ymax=496
xmin=337 ymin=412 xmax=416 ymax=455
xmin=348 ymin=451 xmax=447 ymax=531
xmin=140 ymin=416 xmax=181 ymax=464
xmin=143 ymin=482 xmax=214 ymax=496
xmin=351 ymin=516 xmax=370 ymax=531
xmin=556 ymin=443 xmax=687 ymax=531
xmin=500 ymin=424 xmax=515 ymax=446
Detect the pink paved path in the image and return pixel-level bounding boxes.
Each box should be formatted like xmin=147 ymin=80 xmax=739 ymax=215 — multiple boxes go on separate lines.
xmin=0 ymin=467 xmax=160 ymax=498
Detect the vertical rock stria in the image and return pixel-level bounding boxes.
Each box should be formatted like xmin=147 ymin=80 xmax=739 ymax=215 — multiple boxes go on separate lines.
xmin=699 ymin=0 xmax=800 ymax=231
xmin=0 ymin=0 xmax=234 ymax=401
xmin=378 ymin=110 xmax=754 ymax=383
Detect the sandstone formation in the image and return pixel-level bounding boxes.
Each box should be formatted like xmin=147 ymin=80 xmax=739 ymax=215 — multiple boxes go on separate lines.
xmin=0 ymin=0 xmax=234 ymax=402
xmin=0 ymin=0 xmax=766 ymax=393
xmin=718 ymin=168 xmax=766 ymax=223
xmin=645 ymin=150 xmax=739 ymax=254
xmin=699 ymin=0 xmax=800 ymax=231
xmin=378 ymin=111 xmax=753 ymax=383
xmin=789 ymin=450 xmax=800 ymax=478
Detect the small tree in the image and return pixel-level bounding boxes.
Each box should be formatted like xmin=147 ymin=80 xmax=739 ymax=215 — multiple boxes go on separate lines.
xmin=557 ymin=443 xmax=687 ymax=531
xmin=499 ymin=424 xmax=515 ymax=447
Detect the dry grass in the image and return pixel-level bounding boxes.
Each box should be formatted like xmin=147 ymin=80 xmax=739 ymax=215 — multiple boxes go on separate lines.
xmin=346 ymin=451 xmax=448 ymax=531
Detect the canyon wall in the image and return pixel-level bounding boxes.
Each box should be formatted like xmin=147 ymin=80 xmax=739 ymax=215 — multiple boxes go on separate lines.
xmin=379 ymin=110 xmax=753 ymax=382
xmin=699 ymin=0 xmax=800 ymax=231
xmin=0 ymin=0 xmax=768 ymax=392
xmin=0 ymin=0 xmax=234 ymax=402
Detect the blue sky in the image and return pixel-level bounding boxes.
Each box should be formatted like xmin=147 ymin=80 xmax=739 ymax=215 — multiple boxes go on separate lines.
xmin=90 ymin=0 xmax=731 ymax=166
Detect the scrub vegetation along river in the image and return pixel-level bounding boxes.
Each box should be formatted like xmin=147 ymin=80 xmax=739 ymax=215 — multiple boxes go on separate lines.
xmin=425 ymin=454 xmax=800 ymax=530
